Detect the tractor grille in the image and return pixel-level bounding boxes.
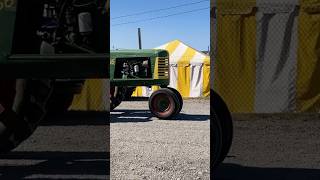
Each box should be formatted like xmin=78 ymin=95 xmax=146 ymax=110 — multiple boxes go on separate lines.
xmin=157 ymin=57 xmax=169 ymax=79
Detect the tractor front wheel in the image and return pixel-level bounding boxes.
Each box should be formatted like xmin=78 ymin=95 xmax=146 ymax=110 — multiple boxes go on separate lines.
xmin=149 ymin=88 xmax=180 ymax=119
xmin=0 ymin=79 xmax=53 ymax=152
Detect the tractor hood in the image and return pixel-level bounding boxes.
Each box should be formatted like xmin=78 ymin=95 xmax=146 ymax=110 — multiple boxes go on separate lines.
xmin=110 ymin=49 xmax=169 ymax=59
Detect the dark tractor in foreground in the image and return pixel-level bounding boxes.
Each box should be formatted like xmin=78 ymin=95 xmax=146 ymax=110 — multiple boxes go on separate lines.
xmin=0 ymin=0 xmax=109 ymax=152
xmin=110 ymin=49 xmax=183 ymax=119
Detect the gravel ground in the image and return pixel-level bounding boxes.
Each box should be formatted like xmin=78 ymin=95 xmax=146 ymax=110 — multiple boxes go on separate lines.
xmin=0 ymin=112 xmax=109 ymax=179
xmin=215 ymin=113 xmax=320 ymax=180
xmin=110 ymin=98 xmax=210 ymax=180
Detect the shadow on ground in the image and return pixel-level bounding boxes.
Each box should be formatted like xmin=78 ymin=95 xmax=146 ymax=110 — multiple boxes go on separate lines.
xmin=0 ymin=151 xmax=109 ymax=179
xmin=41 ymin=111 xmax=108 ymax=126
xmin=110 ymin=109 xmax=209 ymax=123
xmin=214 ymin=163 xmax=320 ymax=180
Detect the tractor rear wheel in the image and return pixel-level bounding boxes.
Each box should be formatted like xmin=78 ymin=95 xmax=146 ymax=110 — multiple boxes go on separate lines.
xmin=0 ymin=79 xmax=53 ymax=152
xmin=166 ymin=87 xmax=183 ymax=116
xmin=149 ymin=88 xmax=180 ymax=119
xmin=110 ymin=86 xmax=126 ymax=110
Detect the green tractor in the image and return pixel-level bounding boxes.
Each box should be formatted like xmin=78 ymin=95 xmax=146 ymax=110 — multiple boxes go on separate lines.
xmin=0 ymin=0 xmax=109 ymax=152
xmin=110 ymin=49 xmax=183 ymax=119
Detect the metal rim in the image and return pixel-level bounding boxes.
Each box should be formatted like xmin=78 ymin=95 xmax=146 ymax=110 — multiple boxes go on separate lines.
xmin=151 ymin=92 xmax=174 ymax=117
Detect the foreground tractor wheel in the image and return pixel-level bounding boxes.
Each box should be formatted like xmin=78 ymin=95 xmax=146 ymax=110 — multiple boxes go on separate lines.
xmin=149 ymin=88 xmax=181 ymax=119
xmin=211 ymin=90 xmax=233 ymax=166
xmin=46 ymin=93 xmax=74 ymax=114
xmin=211 ymin=108 xmax=223 ymax=171
xmin=0 ymin=79 xmax=53 ymax=152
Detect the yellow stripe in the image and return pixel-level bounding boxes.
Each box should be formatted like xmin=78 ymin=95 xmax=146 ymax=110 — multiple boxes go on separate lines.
xmin=177 ymin=47 xmax=196 ymax=98
xmin=132 ymin=87 xmax=138 ymax=97
xmin=132 ymin=86 xmax=143 ymax=97
xmin=165 ymin=40 xmax=181 ymax=54
xmin=296 ymin=3 xmax=320 ymax=112
xmin=152 ymin=86 xmax=160 ymax=92
xmin=202 ymin=57 xmax=210 ymax=97
xmin=154 ymin=57 xmax=159 ymax=79
xmin=214 ymin=4 xmax=256 ymax=113
xmin=69 ymin=79 xmax=104 ymax=111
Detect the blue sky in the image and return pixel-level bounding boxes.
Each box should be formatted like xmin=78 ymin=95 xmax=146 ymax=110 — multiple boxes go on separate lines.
xmin=110 ymin=0 xmax=210 ymax=51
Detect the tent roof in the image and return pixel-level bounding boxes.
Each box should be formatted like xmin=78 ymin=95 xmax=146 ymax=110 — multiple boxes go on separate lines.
xmin=155 ymin=40 xmax=210 ymax=65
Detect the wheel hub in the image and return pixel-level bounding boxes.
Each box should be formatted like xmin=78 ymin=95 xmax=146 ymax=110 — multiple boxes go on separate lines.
xmin=156 ymin=95 xmax=170 ymax=112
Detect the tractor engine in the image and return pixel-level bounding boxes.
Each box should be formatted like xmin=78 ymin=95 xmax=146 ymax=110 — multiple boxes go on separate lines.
xmin=114 ymin=58 xmax=151 ymax=79
xmin=37 ymin=0 xmax=106 ymax=54
xmin=12 ymin=0 xmax=108 ymax=54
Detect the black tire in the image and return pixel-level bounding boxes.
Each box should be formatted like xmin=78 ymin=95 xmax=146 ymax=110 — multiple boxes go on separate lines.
xmin=0 ymin=79 xmax=53 ymax=153
xmin=124 ymin=87 xmax=136 ymax=100
xmin=211 ymin=90 xmax=233 ymax=165
xmin=166 ymin=87 xmax=183 ymax=116
xmin=46 ymin=93 xmax=74 ymax=114
xmin=46 ymin=80 xmax=83 ymax=114
xmin=211 ymin=108 xmax=223 ymax=171
xmin=110 ymin=86 xmax=126 ymax=110
xmin=149 ymin=88 xmax=180 ymax=119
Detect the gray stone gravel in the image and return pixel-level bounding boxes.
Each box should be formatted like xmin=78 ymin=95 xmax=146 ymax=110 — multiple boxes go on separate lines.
xmin=111 ymin=98 xmax=210 ymax=180
xmin=215 ymin=113 xmax=320 ymax=180
xmin=0 ymin=113 xmax=109 ymax=179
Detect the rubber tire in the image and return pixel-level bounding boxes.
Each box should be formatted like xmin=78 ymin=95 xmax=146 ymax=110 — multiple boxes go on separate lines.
xmin=124 ymin=87 xmax=136 ymax=100
xmin=0 ymin=79 xmax=53 ymax=153
xmin=211 ymin=108 xmax=223 ymax=172
xmin=211 ymin=90 xmax=233 ymax=165
xmin=46 ymin=93 xmax=74 ymax=114
xmin=110 ymin=86 xmax=126 ymax=110
xmin=166 ymin=87 xmax=183 ymax=116
xmin=149 ymin=88 xmax=180 ymax=119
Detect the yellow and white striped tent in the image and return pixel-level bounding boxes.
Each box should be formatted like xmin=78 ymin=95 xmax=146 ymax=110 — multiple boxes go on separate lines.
xmin=213 ymin=0 xmax=320 ymax=113
xmin=132 ymin=40 xmax=210 ymax=98
xmin=68 ymin=79 xmax=109 ymax=111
